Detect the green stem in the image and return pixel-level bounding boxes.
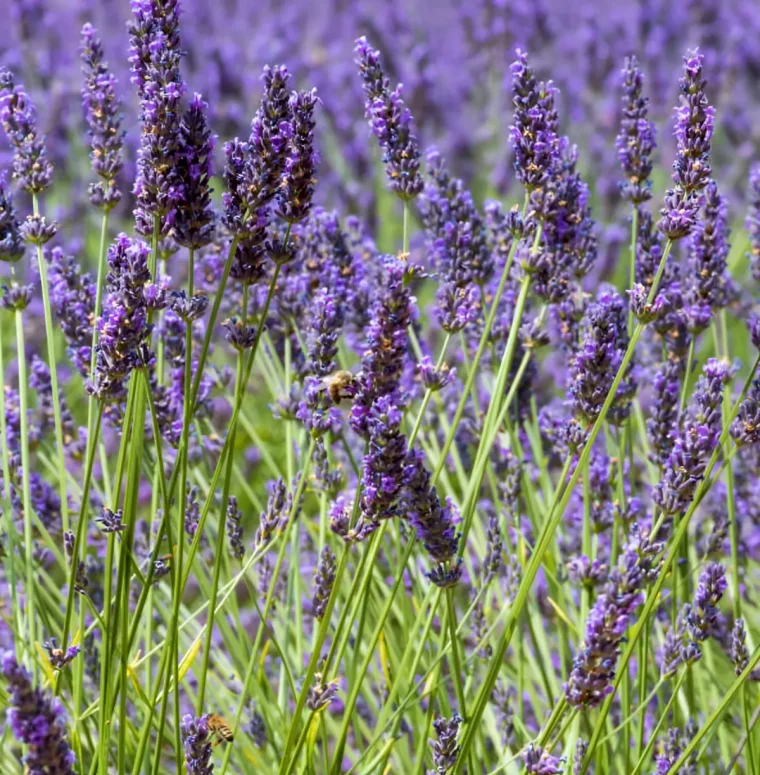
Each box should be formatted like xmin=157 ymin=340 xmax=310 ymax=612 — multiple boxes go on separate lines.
xmin=627 ymin=205 xmax=639 ymax=336
xmin=32 ymin=193 xmax=69 ymax=534
xmin=14 ymin=308 xmax=36 ymax=665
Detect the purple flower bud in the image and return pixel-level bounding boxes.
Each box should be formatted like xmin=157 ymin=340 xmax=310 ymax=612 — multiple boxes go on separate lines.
xmin=0 ymin=69 xmax=53 ymax=192
xmin=565 ymin=525 xmax=662 ymax=708
xmin=523 ymin=742 xmax=563 ymax=774
xmin=0 ymin=281 xmax=33 ymax=311
xmin=173 ymin=94 xmax=216 ymax=250
xmin=617 ymin=56 xmax=656 ymax=205
xmin=226 ymin=495 xmax=245 ymax=561
xmin=355 ymin=37 xmax=423 ymax=200
xmin=686 ymin=562 xmax=726 ymax=642
xmin=0 ymin=173 xmax=25 ymax=263
xmin=731 ymin=378 xmax=760 ymax=446
xmin=1 ymin=652 xmax=76 ymax=773
xmin=429 ymin=713 xmax=462 ymax=772
xmin=80 ymin=23 xmax=124 ymax=211
xmin=20 ymin=213 xmax=57 ymax=245
xmin=180 ymin=714 xmax=213 ymax=775
xmin=732 ymin=618 xmax=749 ymax=675
xmin=747 ymin=163 xmax=760 ymax=284
xmin=311 ymin=545 xmax=336 ymax=620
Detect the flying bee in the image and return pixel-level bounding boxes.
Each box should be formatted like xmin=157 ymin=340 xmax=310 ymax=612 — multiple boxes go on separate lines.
xmin=206 ymin=713 xmax=234 ymax=746
xmin=320 ymin=370 xmax=359 ymax=407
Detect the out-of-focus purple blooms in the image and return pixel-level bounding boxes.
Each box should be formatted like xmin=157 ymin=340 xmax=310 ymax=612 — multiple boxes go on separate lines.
xmin=88 ymin=234 xmax=156 ymax=401
xmin=277 ymin=88 xmax=318 ymax=223
xmin=180 ymin=714 xmax=213 ymax=775
xmin=654 ymin=359 xmax=732 ymax=516
xmin=648 ymin=359 xmax=682 ymax=467
xmin=0 ymin=173 xmax=24 ymax=263
xmin=573 ymin=740 xmax=588 ymax=775
xmin=402 ymin=448 xmax=462 ymax=587
xmin=1 ymin=651 xmax=75 ymax=774
xmin=173 ymin=94 xmax=216 ymax=250
xmin=568 ymin=287 xmax=636 ymax=425
xmin=20 ymin=213 xmax=57 ymax=245
xmin=0 ymin=69 xmax=53 ymax=193
xmin=684 ymin=180 xmax=730 ymax=333
xmin=731 ymin=618 xmax=750 ymax=675
xmin=567 ymin=555 xmax=608 ymax=588
xmin=255 ymin=477 xmax=288 ymax=548
xmin=731 ymin=378 xmax=760 ymax=446
xmin=747 ymin=164 xmax=760 ymax=284
xmin=30 ymin=354 xmax=79 ymax=452
xmin=226 ymin=495 xmax=244 ymax=561
xmin=658 ymin=51 xmax=714 ymax=240
xmin=355 ymin=37 xmax=423 ymax=201
xmin=617 ymin=56 xmax=656 ymax=205
xmin=247 ymin=702 xmax=267 ymax=748
xmin=523 ymin=742 xmax=563 ymax=774
xmin=43 ymin=638 xmax=80 ymax=671
xmin=129 ymin=0 xmax=186 ymax=236
xmin=306 ymin=288 xmax=341 ymax=378
xmin=510 ymin=49 xmax=559 ymax=191
xmin=80 ymin=23 xmax=124 ymax=211
xmin=0 ymin=281 xmax=34 ymax=311
xmin=64 ymin=530 xmax=89 ymax=594
xmin=47 ymin=248 xmax=96 ymax=376
xmin=418 ymin=355 xmax=455 ymax=392
xmin=428 ymin=713 xmax=462 ymax=773
xmin=565 ymin=525 xmax=662 ymax=708
xmin=96 ymin=507 xmax=125 ymax=534
xmin=311 ymin=545 xmax=336 ymax=620
xmin=493 ymin=683 xmax=516 ymax=748
xmin=350 ymin=257 xmax=412 ymax=438
xmin=419 ymin=148 xmax=490 ymax=331
xmin=686 ymin=562 xmax=726 ymax=642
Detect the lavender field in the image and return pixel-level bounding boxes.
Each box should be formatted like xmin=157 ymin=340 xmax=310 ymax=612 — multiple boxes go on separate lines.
xmin=1 ymin=1 xmax=760 ymax=773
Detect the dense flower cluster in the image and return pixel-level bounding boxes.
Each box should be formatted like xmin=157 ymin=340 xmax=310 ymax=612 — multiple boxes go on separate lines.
xmin=355 ymin=37 xmax=423 ymax=200
xmin=0 ymin=173 xmax=24 ymax=263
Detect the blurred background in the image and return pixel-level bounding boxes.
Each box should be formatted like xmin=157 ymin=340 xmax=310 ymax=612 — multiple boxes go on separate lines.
xmin=1 ymin=0 xmax=758 ymax=258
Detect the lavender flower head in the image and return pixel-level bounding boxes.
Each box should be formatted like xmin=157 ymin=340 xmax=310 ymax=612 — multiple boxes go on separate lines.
xmin=569 ymin=287 xmax=636 ymax=426
xmin=731 ymin=377 xmax=760 ymax=447
xmin=510 ymin=49 xmax=559 ymax=192
xmin=428 ymin=713 xmax=462 ymax=774
xmin=80 ymin=23 xmax=124 ymax=211
xmin=1 ymin=651 xmax=75 ymax=774
xmin=684 ymin=180 xmax=730 ymax=333
xmin=89 ymin=234 xmax=157 ymax=400
xmin=731 ymin=618 xmax=749 ymax=675
xmin=565 ymin=525 xmax=662 ymax=708
xmin=686 ymin=562 xmax=726 ymax=642
xmin=617 ymin=56 xmax=656 ymax=205
xmin=129 ymin=0 xmax=186 ymax=235
xmin=523 ymin=743 xmax=563 ymax=774
xmin=277 ymin=88 xmax=319 ymax=223
xmin=173 ymin=93 xmax=216 ymax=249
xmin=747 ymin=163 xmax=760 ymax=284
xmin=180 ymin=714 xmax=214 ymax=775
xmin=0 ymin=173 xmax=24 ymax=263
xmin=654 ymin=359 xmax=732 ymax=516
xmin=355 ymin=37 xmax=423 ymax=200
xmin=0 ymin=69 xmax=53 ymax=193
xmin=658 ymin=50 xmax=714 ymax=240
xmin=402 ymin=449 xmax=462 ymax=587
xmin=311 ymin=545 xmax=336 ymax=620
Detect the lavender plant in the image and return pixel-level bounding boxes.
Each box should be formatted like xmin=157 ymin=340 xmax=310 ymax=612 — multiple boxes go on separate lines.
xmin=1 ymin=5 xmax=760 ymax=775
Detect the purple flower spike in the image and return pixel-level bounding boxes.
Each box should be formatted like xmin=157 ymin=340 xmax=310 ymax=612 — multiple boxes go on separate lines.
xmin=429 ymin=713 xmax=462 ymax=773
xmin=2 ymin=651 xmax=76 ymax=774
xmin=277 ymin=88 xmax=319 ymax=224
xmin=523 ymin=742 xmax=563 ymax=774
xmin=658 ymin=50 xmax=714 ymax=240
xmin=80 ymin=23 xmax=124 ymax=211
xmin=686 ymin=562 xmax=726 ymax=642
xmin=747 ymin=164 xmax=760 ymax=284
xmin=510 ymin=49 xmax=559 ymax=192
xmin=173 ymin=93 xmax=216 ymax=250
xmin=617 ymin=56 xmax=656 ymax=205
xmin=0 ymin=173 xmax=24 ymax=263
xmin=565 ymin=525 xmax=662 ymax=708
xmin=355 ymin=37 xmax=423 ymax=201
xmin=180 ymin=714 xmax=214 ymax=775
xmin=0 ymin=69 xmax=53 ymax=193
xmin=654 ymin=359 xmax=733 ymax=516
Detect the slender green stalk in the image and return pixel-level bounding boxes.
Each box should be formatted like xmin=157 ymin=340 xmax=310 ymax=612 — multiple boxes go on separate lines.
xmin=32 ymin=193 xmax=68 ymax=534
xmin=627 ymin=205 xmax=639 ymax=336
xmin=14 ymin=308 xmax=36 ymax=663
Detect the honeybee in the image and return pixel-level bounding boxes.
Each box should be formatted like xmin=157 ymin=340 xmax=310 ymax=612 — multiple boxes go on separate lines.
xmin=206 ymin=713 xmax=234 ymax=745
xmin=320 ymin=370 xmax=358 ymax=406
